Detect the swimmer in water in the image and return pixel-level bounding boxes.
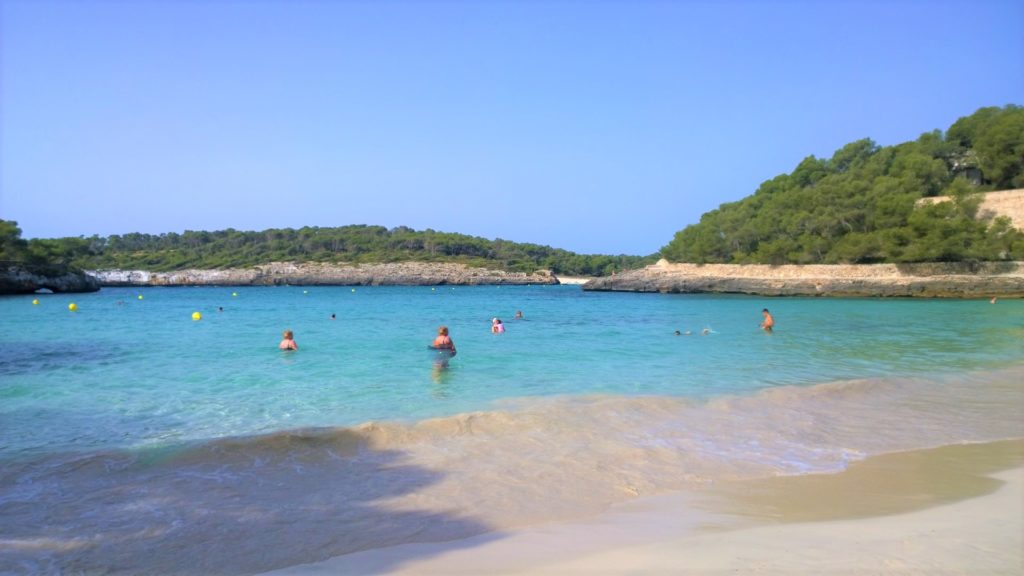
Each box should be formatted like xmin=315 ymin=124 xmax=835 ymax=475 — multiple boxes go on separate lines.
xmin=279 ymin=330 xmax=298 ymax=351
xmin=760 ymin=308 xmax=774 ymax=332
xmin=515 ymin=310 xmax=524 ymax=320
xmin=430 ymin=326 xmax=456 ymax=374
xmin=491 ymin=318 xmax=505 ymax=334
xmin=431 ymin=326 xmax=456 ymax=354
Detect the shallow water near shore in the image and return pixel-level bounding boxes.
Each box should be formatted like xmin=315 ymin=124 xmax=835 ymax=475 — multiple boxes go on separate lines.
xmin=1 ymin=286 xmax=1023 ymax=573
xmin=2 ymin=286 xmax=1022 ymax=457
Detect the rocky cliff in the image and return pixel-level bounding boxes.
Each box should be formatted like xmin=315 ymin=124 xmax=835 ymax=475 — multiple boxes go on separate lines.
xmin=88 ymin=261 xmax=559 ymax=287
xmin=0 ymin=263 xmax=102 ymax=295
xmin=583 ymin=260 xmax=1024 ymax=298
xmin=918 ymin=188 xmax=1024 ymax=229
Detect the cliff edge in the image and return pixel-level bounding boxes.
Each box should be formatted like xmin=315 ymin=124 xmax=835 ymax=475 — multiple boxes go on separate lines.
xmin=0 ymin=262 xmax=101 ymax=295
xmin=583 ymin=260 xmax=1024 ymax=298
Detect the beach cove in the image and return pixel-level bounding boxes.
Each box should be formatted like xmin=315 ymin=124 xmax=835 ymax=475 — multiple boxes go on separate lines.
xmin=1 ymin=285 xmax=1022 ymax=574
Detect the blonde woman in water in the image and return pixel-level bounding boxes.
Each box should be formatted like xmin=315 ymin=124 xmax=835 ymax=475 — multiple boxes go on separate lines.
xmin=279 ymin=330 xmax=298 ymax=351
xmin=431 ymin=326 xmax=456 ymax=353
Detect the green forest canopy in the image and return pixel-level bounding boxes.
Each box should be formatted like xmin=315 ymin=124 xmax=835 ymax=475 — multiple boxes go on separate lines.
xmin=661 ymin=105 xmax=1024 ymax=264
xmin=0 ymin=221 xmax=653 ymax=277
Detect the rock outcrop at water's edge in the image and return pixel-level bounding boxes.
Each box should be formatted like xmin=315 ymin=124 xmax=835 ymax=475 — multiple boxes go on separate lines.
xmin=88 ymin=261 xmax=559 ymax=287
xmin=583 ymin=260 xmax=1024 ymax=298
xmin=0 ymin=262 xmax=101 ymax=294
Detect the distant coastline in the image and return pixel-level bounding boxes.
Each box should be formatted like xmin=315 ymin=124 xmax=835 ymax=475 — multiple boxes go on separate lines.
xmin=86 ymin=261 xmax=560 ymax=287
xmin=583 ymin=259 xmax=1024 ymax=298
xmin=9 ymin=258 xmax=1021 ymax=296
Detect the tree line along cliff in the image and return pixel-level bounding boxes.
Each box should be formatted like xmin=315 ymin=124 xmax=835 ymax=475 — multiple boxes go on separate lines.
xmin=660 ymin=105 xmax=1024 ymax=265
xmin=0 ymin=221 xmax=653 ymax=277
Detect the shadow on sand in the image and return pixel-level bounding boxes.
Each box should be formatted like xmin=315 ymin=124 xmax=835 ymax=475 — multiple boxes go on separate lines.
xmin=0 ymin=427 xmax=497 ymax=575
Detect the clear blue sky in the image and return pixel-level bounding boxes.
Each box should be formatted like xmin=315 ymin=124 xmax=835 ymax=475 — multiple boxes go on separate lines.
xmin=1 ymin=0 xmax=1021 ymax=255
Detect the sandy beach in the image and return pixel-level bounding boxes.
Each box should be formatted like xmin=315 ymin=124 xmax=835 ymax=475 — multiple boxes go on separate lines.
xmin=553 ymin=275 xmax=595 ymax=285
xmin=268 ymin=440 xmax=1023 ymax=575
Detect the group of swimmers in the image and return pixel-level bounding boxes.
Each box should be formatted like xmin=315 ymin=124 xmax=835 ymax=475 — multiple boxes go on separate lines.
xmin=674 ymin=308 xmax=775 ymax=336
xmin=280 ymin=308 xmax=773 ymax=353
xmin=278 ymin=309 xmax=526 ymax=352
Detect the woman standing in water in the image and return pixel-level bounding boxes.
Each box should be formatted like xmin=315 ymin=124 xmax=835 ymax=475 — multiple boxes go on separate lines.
xmin=279 ymin=330 xmax=298 ymax=351
xmin=430 ymin=326 xmax=456 ymax=378
xmin=431 ymin=326 xmax=456 ymax=354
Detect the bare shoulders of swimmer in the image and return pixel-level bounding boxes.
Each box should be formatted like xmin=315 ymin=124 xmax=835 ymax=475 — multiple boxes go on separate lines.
xmin=432 ymin=326 xmax=455 ymax=349
xmin=279 ymin=329 xmax=298 ymax=350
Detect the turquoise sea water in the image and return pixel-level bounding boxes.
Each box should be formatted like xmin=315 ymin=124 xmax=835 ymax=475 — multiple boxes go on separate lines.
xmin=3 ymin=285 xmax=1024 ymax=574
xmin=2 ymin=285 xmax=1022 ymax=459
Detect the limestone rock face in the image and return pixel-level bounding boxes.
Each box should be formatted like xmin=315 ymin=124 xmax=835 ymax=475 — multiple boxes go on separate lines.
xmin=0 ymin=264 xmax=102 ymax=294
xmin=583 ymin=260 xmax=1024 ymax=298
xmin=88 ymin=262 xmax=558 ymax=287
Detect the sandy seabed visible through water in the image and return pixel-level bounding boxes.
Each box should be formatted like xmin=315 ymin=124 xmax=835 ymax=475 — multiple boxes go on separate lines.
xmin=2 ymin=365 xmax=1023 ymax=575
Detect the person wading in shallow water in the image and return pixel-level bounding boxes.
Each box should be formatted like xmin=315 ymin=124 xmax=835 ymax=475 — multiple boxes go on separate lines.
xmin=279 ymin=330 xmax=298 ymax=350
xmin=760 ymin=309 xmax=775 ymax=333
xmin=431 ymin=326 xmax=456 ymax=354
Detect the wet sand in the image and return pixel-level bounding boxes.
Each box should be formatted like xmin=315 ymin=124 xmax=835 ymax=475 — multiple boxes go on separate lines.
xmin=269 ymin=440 xmax=1024 ymax=575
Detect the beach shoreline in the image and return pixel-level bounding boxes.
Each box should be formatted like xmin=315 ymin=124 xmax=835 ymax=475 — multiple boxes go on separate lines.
xmin=4 ymin=364 xmax=1022 ymax=575
xmin=266 ymin=440 xmax=1024 ymax=575
xmin=551 ymin=275 xmax=594 ymax=285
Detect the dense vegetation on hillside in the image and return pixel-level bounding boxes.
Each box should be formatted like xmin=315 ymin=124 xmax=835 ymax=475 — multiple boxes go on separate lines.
xmin=661 ymin=105 xmax=1024 ymax=264
xmin=0 ymin=221 xmax=652 ymax=276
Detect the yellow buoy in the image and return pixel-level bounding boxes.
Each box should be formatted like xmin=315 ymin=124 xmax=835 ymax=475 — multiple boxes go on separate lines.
xmin=32 ymin=299 xmax=39 ymax=305
xmin=138 ymin=295 xmax=144 ymax=300
xmin=232 ymin=292 xmax=238 ymax=297
xmin=351 ymin=288 xmax=356 ymax=292
xmin=68 ymin=303 xmax=78 ymax=312
xmin=303 ymin=290 xmax=309 ymax=294
xmin=192 ymin=311 xmax=202 ymax=321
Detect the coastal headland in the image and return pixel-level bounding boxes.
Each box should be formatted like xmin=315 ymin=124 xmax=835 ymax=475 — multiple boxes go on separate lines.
xmin=87 ymin=261 xmax=559 ymax=287
xmin=0 ymin=261 xmax=100 ymax=294
xmin=584 ymin=259 xmax=1024 ymax=297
